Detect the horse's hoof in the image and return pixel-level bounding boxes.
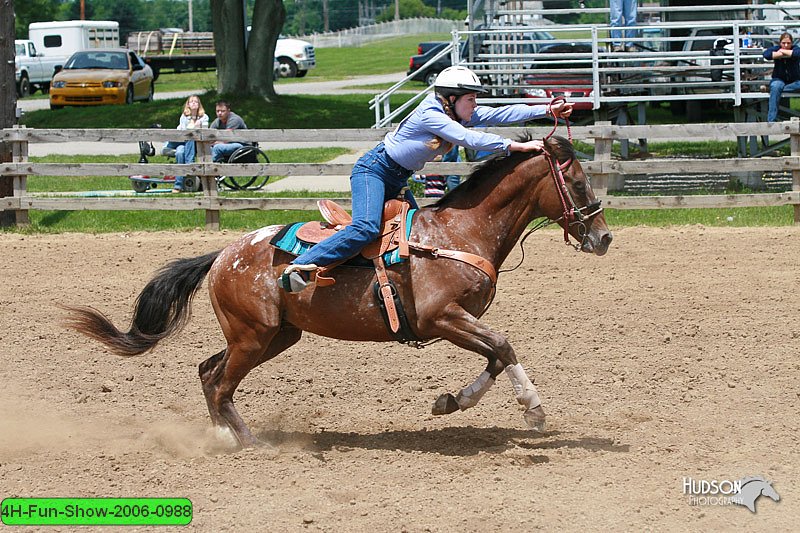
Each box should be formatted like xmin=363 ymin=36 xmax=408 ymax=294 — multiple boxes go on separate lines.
xmin=431 ymin=393 xmax=460 ymax=416
xmin=523 ymin=405 xmax=546 ymax=432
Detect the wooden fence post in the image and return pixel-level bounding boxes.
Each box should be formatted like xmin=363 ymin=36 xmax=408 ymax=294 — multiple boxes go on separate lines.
xmin=12 ymin=125 xmax=29 ymax=226
xmin=791 ymin=118 xmax=800 ymax=225
xmin=196 ymin=140 xmax=220 ymax=230
xmin=592 ymin=121 xmax=613 ymax=197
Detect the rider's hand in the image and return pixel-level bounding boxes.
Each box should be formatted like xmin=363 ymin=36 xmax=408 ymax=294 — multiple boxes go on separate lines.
xmin=509 ymin=139 xmax=544 ymax=153
xmin=549 ymin=101 xmax=574 ymax=118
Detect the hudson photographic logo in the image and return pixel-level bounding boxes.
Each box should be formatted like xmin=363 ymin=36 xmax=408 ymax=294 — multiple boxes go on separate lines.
xmin=683 ymin=476 xmax=780 ymax=513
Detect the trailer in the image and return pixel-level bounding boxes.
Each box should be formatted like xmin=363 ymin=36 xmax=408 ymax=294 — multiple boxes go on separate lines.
xmin=126 ymin=31 xmax=315 ymax=80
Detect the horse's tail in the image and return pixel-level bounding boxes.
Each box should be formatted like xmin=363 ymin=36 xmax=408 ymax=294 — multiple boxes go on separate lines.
xmin=62 ymin=251 xmax=221 ymax=356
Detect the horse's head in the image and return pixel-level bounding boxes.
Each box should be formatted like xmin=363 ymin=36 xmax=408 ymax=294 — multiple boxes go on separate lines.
xmin=538 ymin=136 xmax=612 ymax=256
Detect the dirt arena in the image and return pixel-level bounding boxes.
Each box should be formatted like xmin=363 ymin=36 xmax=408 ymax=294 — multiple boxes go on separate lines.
xmin=1 ymin=226 xmax=798 ymax=531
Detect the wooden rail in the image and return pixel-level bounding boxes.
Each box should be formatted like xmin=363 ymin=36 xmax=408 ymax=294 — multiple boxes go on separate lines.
xmin=1 ymin=123 xmax=799 ymax=230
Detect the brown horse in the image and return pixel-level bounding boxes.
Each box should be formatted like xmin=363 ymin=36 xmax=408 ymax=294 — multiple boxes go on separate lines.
xmin=63 ymin=135 xmax=612 ymax=448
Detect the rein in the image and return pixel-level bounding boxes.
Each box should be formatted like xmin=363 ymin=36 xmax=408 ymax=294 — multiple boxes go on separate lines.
xmin=499 ymin=100 xmax=603 ymax=276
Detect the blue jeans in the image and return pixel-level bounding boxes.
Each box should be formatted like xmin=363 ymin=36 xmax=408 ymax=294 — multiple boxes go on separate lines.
xmin=768 ymin=79 xmax=800 ymax=122
xmin=173 ymin=140 xmax=196 ymax=190
xmin=446 ymin=174 xmax=461 ymax=192
xmin=212 ymin=142 xmax=244 ymax=163
xmin=163 ymin=140 xmax=183 ymax=154
xmin=610 ymin=0 xmax=637 ymax=47
xmin=291 ymin=143 xmax=416 ymax=267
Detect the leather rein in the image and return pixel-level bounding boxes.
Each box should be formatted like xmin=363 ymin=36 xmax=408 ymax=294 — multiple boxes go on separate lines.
xmin=499 ymin=97 xmax=604 ymax=276
xmin=539 ymin=96 xmax=603 ymax=251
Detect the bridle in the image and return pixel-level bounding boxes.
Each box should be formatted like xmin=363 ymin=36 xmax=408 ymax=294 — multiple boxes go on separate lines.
xmin=499 ymin=97 xmax=604 ymax=276
xmin=539 ymin=96 xmax=604 ymax=251
xmin=541 ymin=147 xmax=603 ymax=251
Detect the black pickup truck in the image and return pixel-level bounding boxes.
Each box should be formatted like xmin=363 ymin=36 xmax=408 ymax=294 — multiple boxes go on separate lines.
xmin=407 ymin=42 xmax=463 ymax=86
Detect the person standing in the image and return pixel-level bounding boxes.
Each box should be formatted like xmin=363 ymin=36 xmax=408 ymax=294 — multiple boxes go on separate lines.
xmin=610 ymin=0 xmax=638 ymax=52
xmin=209 ymin=100 xmax=248 ymax=162
xmin=764 ymin=33 xmax=800 ymax=123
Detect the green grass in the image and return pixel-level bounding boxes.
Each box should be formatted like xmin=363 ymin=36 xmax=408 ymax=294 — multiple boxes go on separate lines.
xmin=299 ymin=33 xmax=450 ymax=81
xmin=27 ymin=148 xmax=349 ymax=192
xmin=606 ymin=206 xmax=795 ymax=227
xmin=18 ymin=209 xmax=329 ymax=233
xmin=13 ymin=205 xmax=794 ymax=234
xmin=21 ymin=92 xmax=415 ymax=130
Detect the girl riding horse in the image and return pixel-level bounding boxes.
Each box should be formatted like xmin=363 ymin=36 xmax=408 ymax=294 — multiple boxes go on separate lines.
xmin=280 ymin=66 xmax=574 ymax=292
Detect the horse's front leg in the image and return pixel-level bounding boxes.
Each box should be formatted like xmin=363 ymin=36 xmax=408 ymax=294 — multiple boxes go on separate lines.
xmin=426 ymin=304 xmax=546 ymax=431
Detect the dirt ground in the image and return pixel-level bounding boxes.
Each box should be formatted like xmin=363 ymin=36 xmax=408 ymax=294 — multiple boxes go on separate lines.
xmin=1 ymin=226 xmax=798 ymax=531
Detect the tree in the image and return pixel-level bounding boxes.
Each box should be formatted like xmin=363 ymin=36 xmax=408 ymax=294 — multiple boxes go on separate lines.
xmin=14 ymin=0 xmax=61 ymax=37
xmin=1 ymin=0 xmax=17 ymax=227
xmin=210 ymin=0 xmax=284 ymax=100
xmin=377 ymin=0 xmax=434 ymax=22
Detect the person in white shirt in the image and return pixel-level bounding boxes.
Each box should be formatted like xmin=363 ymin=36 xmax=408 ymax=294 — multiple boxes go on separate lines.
xmin=170 ymin=95 xmax=209 ymax=192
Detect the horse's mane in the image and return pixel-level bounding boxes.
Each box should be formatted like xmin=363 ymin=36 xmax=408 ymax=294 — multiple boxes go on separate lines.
xmin=431 ymin=134 xmax=575 ymax=208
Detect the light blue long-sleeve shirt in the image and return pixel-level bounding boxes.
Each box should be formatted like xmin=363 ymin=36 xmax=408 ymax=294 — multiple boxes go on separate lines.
xmin=383 ymin=93 xmax=548 ymax=171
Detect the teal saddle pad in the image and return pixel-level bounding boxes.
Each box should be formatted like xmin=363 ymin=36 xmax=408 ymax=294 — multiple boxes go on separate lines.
xmin=270 ymin=209 xmax=417 ymax=267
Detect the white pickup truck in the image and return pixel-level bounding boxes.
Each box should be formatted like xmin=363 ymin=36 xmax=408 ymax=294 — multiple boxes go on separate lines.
xmin=14 ymin=40 xmax=65 ymax=97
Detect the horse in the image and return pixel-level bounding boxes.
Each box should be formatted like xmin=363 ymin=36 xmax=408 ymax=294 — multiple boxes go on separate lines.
xmin=63 ymin=135 xmax=612 ymax=448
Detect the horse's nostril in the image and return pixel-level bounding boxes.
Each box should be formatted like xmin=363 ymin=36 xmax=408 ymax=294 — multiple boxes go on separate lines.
xmin=602 ymin=232 xmax=613 ymax=246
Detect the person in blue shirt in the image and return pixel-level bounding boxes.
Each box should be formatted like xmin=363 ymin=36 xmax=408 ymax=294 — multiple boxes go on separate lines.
xmin=279 ymin=66 xmax=573 ymax=292
xmin=764 ymin=33 xmax=800 ymax=122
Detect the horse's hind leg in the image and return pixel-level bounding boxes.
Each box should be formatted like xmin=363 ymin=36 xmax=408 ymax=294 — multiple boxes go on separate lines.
xmin=199 ymin=325 xmax=303 ymax=448
xmin=427 ymin=304 xmax=546 ymax=431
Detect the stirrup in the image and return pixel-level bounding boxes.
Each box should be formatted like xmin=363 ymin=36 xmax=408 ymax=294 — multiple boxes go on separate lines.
xmin=279 ymin=264 xmax=318 ymax=293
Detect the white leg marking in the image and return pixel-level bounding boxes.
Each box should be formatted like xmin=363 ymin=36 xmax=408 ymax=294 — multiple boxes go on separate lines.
xmin=455 ymin=371 xmax=495 ymax=410
xmin=505 ymin=363 xmax=542 ymax=410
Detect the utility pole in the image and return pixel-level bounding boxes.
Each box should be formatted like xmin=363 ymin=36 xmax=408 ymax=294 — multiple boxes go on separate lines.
xmin=188 ymin=0 xmax=194 ymax=32
xmin=80 ymin=0 xmax=85 ymax=20
xmin=1 ymin=0 xmax=17 ymax=227
xmin=323 ymin=0 xmax=329 ymax=32
xmin=395 ymin=0 xmax=399 ymax=21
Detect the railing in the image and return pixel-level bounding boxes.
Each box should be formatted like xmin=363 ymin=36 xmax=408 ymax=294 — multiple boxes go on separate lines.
xmin=371 ymin=19 xmax=800 ymax=127
xmin=1 ymin=124 xmax=799 ymax=230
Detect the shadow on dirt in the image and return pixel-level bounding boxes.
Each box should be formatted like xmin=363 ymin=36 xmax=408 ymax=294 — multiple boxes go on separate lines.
xmin=257 ymin=426 xmax=630 ymax=458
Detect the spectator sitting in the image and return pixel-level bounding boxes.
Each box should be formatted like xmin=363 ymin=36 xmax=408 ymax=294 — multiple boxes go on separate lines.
xmin=169 ymin=95 xmax=209 ymax=192
xmin=763 ymin=33 xmax=800 ymax=123
xmin=209 ymin=99 xmax=248 ymax=162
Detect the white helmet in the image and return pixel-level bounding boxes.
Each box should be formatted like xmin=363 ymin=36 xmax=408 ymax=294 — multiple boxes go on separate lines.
xmin=434 ymin=66 xmax=488 ymax=95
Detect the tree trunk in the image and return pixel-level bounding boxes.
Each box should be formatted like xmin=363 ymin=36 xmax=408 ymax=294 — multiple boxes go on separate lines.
xmin=210 ymin=0 xmax=247 ymax=94
xmin=246 ymin=0 xmax=285 ymax=101
xmin=1 ymin=0 xmax=18 ymax=227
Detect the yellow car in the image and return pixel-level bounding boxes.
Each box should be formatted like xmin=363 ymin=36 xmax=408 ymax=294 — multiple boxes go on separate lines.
xmin=49 ymin=48 xmax=154 ymax=109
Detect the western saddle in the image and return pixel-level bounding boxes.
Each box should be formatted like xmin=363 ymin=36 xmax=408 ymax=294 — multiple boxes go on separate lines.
xmin=292 ymin=198 xmax=497 ymax=337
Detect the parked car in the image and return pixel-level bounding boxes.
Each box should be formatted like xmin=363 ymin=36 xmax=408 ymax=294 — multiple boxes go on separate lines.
xmin=49 ymin=48 xmax=154 ymax=110
xmin=407 ymin=42 xmax=462 ymax=86
xmin=416 ymin=41 xmax=448 ymax=55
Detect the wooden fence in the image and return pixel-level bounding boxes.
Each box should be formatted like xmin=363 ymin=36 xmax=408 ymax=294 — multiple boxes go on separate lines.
xmin=1 ymin=122 xmax=799 ymax=230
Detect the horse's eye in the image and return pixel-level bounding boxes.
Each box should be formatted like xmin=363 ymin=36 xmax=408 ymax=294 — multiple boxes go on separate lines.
xmin=573 ymin=180 xmax=586 ymax=194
